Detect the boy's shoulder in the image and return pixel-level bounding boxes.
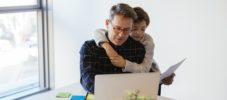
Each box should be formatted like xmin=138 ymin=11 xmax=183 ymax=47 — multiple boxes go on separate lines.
xmin=141 ymin=33 xmax=154 ymax=42
xmin=144 ymin=33 xmax=153 ymax=39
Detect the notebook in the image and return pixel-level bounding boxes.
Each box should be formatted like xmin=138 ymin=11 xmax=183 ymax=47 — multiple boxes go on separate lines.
xmin=95 ymin=72 xmax=160 ymax=100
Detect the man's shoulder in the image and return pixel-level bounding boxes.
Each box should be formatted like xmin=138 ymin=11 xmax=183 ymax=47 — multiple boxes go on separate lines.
xmin=82 ymin=39 xmax=97 ymax=46
xmin=80 ymin=39 xmax=101 ymax=53
xmin=80 ymin=39 xmax=99 ymax=50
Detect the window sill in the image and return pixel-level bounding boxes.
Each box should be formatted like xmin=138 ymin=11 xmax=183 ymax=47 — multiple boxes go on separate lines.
xmin=0 ymin=87 xmax=49 ymax=100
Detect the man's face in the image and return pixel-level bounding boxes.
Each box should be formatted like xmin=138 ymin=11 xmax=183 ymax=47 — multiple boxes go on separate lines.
xmin=106 ymin=15 xmax=133 ymax=46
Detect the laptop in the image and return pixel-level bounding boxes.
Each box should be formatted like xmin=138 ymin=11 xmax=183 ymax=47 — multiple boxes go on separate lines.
xmin=95 ymin=72 xmax=160 ymax=100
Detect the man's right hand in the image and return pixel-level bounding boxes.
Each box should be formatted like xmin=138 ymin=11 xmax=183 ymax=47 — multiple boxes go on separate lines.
xmin=101 ymin=42 xmax=126 ymax=68
xmin=110 ymin=55 xmax=126 ymax=68
xmin=101 ymin=42 xmax=118 ymax=57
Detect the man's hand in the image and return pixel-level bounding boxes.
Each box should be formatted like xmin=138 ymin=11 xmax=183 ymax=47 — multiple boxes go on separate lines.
xmin=162 ymin=73 xmax=175 ymax=85
xmin=110 ymin=55 xmax=126 ymax=68
xmin=101 ymin=42 xmax=118 ymax=57
xmin=101 ymin=42 xmax=126 ymax=67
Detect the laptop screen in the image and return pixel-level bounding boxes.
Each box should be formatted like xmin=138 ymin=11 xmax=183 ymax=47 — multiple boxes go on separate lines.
xmin=95 ymin=72 xmax=160 ymax=100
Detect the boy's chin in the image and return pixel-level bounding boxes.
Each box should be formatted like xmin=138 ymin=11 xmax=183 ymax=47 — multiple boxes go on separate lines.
xmin=132 ymin=36 xmax=141 ymax=41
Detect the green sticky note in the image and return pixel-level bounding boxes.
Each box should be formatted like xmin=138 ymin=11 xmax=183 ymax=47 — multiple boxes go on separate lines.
xmin=56 ymin=92 xmax=71 ymax=98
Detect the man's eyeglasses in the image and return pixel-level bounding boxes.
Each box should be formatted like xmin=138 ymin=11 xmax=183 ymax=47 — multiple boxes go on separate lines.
xmin=109 ymin=20 xmax=132 ymax=33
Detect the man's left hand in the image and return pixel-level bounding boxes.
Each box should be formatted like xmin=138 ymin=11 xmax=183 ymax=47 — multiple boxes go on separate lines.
xmin=162 ymin=73 xmax=175 ymax=85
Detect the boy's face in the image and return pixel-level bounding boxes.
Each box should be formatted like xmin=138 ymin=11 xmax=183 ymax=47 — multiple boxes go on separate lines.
xmin=131 ymin=20 xmax=147 ymax=40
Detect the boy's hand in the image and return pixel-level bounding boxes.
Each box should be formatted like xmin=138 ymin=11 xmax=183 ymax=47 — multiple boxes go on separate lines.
xmin=110 ymin=55 xmax=126 ymax=68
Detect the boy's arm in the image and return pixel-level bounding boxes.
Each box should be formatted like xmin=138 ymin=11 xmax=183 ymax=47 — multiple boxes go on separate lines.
xmin=93 ymin=29 xmax=158 ymax=72
xmin=123 ymin=34 xmax=159 ymax=73
xmin=93 ymin=29 xmax=108 ymax=46
xmin=93 ymin=29 xmax=119 ymax=57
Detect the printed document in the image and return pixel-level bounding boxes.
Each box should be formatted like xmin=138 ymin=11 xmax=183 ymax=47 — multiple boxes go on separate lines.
xmin=160 ymin=58 xmax=186 ymax=80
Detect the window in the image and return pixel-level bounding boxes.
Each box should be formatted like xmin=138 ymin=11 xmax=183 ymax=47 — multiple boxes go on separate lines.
xmin=0 ymin=0 xmax=50 ymax=99
xmin=0 ymin=0 xmax=37 ymax=7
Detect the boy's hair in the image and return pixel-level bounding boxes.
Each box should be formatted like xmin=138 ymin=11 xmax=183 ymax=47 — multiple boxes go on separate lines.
xmin=133 ymin=7 xmax=150 ymax=26
xmin=109 ymin=3 xmax=137 ymax=20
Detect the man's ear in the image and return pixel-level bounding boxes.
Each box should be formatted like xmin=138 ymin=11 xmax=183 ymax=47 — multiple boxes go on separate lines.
xmin=105 ymin=19 xmax=109 ymax=29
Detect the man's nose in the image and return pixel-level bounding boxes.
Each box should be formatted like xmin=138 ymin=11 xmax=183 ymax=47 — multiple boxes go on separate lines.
xmin=118 ymin=32 xmax=127 ymax=37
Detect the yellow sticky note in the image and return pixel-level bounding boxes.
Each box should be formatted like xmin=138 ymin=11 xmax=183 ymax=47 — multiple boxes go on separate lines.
xmin=86 ymin=93 xmax=95 ymax=100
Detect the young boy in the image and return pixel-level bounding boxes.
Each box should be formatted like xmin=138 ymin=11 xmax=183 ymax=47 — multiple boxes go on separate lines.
xmin=93 ymin=7 xmax=159 ymax=73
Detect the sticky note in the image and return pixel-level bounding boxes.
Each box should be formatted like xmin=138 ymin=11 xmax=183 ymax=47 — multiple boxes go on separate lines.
xmin=56 ymin=92 xmax=71 ymax=98
xmin=70 ymin=95 xmax=85 ymax=100
xmin=86 ymin=93 xmax=95 ymax=100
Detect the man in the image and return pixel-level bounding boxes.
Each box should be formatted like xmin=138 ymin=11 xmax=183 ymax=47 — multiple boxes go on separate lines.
xmin=80 ymin=3 xmax=174 ymax=94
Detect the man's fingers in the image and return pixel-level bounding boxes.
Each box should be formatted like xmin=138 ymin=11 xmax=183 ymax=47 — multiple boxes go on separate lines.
xmin=172 ymin=73 xmax=176 ymax=77
xmin=110 ymin=59 xmax=116 ymax=63
xmin=110 ymin=56 xmax=120 ymax=60
xmin=163 ymin=78 xmax=173 ymax=85
xmin=162 ymin=74 xmax=175 ymax=85
xmin=169 ymin=73 xmax=175 ymax=78
xmin=111 ymin=59 xmax=119 ymax=63
xmin=110 ymin=57 xmax=116 ymax=60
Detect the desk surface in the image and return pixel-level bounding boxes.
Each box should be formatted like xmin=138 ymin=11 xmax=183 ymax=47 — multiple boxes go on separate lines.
xmin=24 ymin=83 xmax=174 ymax=100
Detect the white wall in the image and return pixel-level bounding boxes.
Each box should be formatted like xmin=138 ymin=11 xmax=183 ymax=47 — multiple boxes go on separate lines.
xmin=52 ymin=0 xmax=96 ymax=88
xmin=150 ymin=0 xmax=227 ymax=100
xmin=52 ymin=0 xmax=227 ymax=99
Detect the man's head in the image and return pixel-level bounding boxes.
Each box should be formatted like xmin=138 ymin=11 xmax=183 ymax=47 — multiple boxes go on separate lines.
xmin=106 ymin=3 xmax=137 ymax=46
xmin=131 ymin=7 xmax=150 ymax=40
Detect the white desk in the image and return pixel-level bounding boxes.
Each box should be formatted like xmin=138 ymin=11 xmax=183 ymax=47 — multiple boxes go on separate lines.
xmin=24 ymin=83 xmax=174 ymax=100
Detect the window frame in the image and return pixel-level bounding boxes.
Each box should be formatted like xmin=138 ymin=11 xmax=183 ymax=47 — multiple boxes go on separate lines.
xmin=0 ymin=0 xmax=52 ymax=99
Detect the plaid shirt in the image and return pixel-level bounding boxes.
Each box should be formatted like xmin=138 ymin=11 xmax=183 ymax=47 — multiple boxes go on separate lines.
xmin=79 ymin=33 xmax=145 ymax=93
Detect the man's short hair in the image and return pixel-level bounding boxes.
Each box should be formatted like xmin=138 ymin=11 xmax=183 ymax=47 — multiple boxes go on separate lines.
xmin=133 ymin=7 xmax=150 ymax=26
xmin=109 ymin=3 xmax=137 ymax=20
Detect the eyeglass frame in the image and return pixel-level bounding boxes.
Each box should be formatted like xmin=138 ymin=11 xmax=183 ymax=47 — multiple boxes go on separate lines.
xmin=108 ymin=19 xmax=132 ymax=34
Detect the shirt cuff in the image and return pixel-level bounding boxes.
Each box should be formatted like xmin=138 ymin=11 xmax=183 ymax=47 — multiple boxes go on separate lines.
xmin=94 ymin=38 xmax=108 ymax=47
xmin=122 ymin=60 xmax=134 ymax=72
xmin=98 ymin=41 xmax=109 ymax=47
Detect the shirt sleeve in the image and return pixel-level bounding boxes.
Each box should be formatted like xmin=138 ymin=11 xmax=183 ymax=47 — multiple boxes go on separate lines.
xmin=93 ymin=29 xmax=108 ymax=46
xmin=79 ymin=42 xmax=96 ymax=93
xmin=122 ymin=34 xmax=156 ymax=73
xmin=151 ymin=59 xmax=160 ymax=72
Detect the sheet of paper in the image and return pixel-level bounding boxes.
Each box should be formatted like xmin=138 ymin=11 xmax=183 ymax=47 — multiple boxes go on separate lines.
xmin=160 ymin=58 xmax=186 ymax=80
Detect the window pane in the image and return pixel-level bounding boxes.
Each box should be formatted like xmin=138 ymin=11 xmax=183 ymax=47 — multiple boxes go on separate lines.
xmin=0 ymin=0 xmax=37 ymax=7
xmin=0 ymin=11 xmax=39 ymax=97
